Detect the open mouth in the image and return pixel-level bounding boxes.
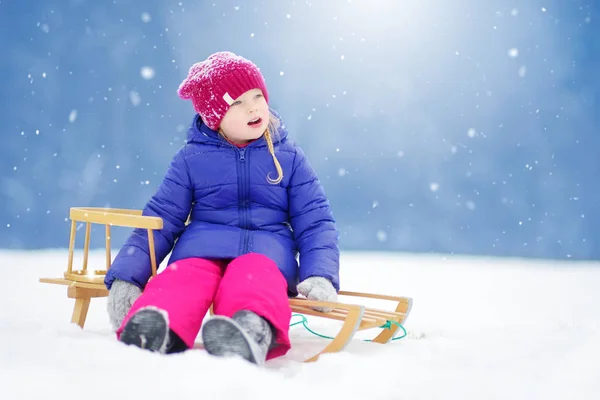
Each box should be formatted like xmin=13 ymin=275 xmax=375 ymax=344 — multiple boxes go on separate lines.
xmin=247 ymin=117 xmax=262 ymax=126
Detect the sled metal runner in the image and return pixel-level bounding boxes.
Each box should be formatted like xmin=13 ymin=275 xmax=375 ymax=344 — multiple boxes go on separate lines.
xmin=39 ymin=207 xmax=413 ymax=362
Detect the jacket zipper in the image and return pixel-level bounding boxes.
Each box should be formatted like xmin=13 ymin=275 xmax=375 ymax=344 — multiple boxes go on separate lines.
xmin=238 ymin=148 xmax=250 ymax=253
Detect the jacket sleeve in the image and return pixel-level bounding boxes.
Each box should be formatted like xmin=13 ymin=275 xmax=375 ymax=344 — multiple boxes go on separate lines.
xmin=288 ymin=144 xmax=340 ymax=291
xmin=104 ymin=147 xmax=193 ymax=290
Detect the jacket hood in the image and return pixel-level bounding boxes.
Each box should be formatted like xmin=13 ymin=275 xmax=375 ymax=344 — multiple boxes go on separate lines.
xmin=186 ymin=107 xmax=288 ymax=148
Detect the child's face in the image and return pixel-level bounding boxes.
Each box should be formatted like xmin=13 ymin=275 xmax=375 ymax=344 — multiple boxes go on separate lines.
xmin=220 ymin=88 xmax=269 ymax=144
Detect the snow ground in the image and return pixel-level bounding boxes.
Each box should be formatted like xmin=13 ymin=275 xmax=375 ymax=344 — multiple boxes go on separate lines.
xmin=1 ymin=249 xmax=599 ymax=399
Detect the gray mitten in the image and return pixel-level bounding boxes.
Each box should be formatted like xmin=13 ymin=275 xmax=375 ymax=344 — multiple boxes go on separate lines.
xmin=107 ymin=279 xmax=142 ymax=331
xmin=297 ymin=276 xmax=337 ymax=313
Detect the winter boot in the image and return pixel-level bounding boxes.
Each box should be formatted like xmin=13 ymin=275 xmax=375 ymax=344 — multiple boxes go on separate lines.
xmin=119 ymin=306 xmax=187 ymax=354
xmin=201 ymin=310 xmax=275 ymax=365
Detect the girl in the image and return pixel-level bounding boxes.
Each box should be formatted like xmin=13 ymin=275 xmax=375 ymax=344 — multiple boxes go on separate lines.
xmin=104 ymin=51 xmax=340 ymax=365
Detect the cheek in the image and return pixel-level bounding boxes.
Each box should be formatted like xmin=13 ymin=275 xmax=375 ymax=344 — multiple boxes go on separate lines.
xmin=259 ymin=101 xmax=270 ymax=115
xmin=222 ymin=112 xmax=243 ymax=129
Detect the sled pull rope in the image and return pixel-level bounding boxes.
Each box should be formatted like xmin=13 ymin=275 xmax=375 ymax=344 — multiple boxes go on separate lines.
xmin=290 ymin=313 xmax=407 ymax=341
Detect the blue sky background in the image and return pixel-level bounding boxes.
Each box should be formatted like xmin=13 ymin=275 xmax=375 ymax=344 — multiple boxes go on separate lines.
xmin=1 ymin=0 xmax=598 ymax=260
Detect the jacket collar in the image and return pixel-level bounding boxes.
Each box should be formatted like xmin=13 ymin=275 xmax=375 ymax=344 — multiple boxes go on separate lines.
xmin=186 ymin=109 xmax=288 ymax=148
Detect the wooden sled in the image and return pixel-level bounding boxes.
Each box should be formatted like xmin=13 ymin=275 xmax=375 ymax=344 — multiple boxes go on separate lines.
xmin=40 ymin=207 xmax=413 ymax=362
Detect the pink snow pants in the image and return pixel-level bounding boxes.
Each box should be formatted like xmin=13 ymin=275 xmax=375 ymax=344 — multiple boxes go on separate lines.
xmin=116 ymin=253 xmax=292 ymax=360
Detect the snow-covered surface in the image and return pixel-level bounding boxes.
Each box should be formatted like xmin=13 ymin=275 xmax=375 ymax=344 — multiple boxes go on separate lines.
xmin=2 ymin=249 xmax=599 ymax=399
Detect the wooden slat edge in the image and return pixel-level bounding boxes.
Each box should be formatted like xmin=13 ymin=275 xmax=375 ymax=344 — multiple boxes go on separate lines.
xmin=338 ymin=291 xmax=412 ymax=303
xmin=39 ymin=277 xmax=72 ymax=286
xmin=70 ymin=208 xmax=163 ymax=230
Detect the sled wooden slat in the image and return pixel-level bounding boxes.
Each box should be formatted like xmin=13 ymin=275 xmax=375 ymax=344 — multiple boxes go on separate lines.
xmin=290 ymin=298 xmax=409 ymax=323
xmin=289 ymin=302 xmax=383 ymax=331
xmin=64 ymin=207 xmax=162 ymax=284
xmin=288 ymin=299 xmax=365 ymax=362
xmin=67 ymin=285 xmax=108 ymax=299
xmin=69 ymin=207 xmax=163 ymax=230
xmin=363 ymin=308 xmax=406 ymax=320
xmin=40 ymin=277 xmax=109 ymax=292
xmin=39 ymin=206 xmax=413 ymax=363
xmin=289 ymin=298 xmax=409 ymax=333
xmin=40 ymin=277 xmax=72 ymax=286
xmin=338 ymin=290 xmax=413 ymax=343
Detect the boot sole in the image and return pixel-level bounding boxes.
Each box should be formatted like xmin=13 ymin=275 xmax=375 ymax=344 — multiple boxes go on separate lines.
xmin=120 ymin=307 xmax=169 ymax=353
xmin=201 ymin=316 xmax=264 ymax=365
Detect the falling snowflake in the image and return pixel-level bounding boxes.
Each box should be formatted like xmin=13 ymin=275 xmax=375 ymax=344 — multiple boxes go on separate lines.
xmin=140 ymin=66 xmax=155 ymax=80
xmin=129 ymin=91 xmax=141 ymax=106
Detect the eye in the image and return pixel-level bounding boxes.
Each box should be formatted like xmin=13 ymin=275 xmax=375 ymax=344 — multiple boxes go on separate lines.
xmin=232 ymin=100 xmax=242 ymax=106
xmin=254 ymin=94 xmax=263 ymax=99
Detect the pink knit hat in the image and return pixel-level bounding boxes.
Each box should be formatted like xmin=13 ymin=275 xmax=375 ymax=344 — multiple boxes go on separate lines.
xmin=177 ymin=51 xmax=269 ymax=130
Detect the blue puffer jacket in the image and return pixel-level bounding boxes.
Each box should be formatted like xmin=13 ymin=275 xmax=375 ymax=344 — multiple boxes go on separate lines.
xmin=104 ymin=112 xmax=340 ymax=296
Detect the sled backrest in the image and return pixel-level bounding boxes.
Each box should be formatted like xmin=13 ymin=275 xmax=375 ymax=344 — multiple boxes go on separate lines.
xmin=64 ymin=207 xmax=162 ymax=284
